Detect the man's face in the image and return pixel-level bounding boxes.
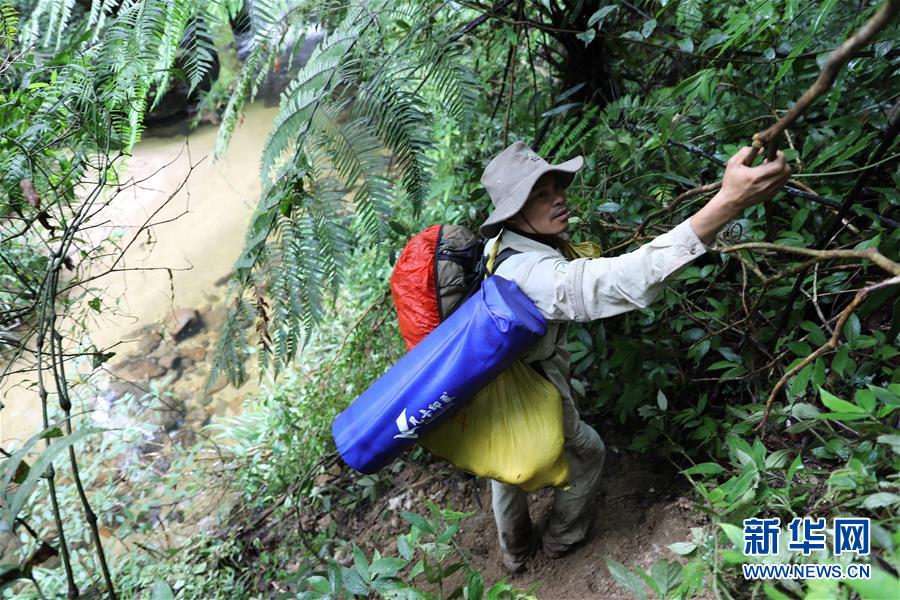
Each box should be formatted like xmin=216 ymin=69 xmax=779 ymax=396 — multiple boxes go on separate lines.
xmin=509 ymin=173 xmax=569 ymax=235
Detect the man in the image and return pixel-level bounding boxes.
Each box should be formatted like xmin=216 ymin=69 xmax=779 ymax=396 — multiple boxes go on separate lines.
xmin=479 ymin=141 xmax=791 ymax=572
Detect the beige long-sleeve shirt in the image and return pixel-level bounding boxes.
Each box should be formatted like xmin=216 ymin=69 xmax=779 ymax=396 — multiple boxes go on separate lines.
xmin=484 ymin=219 xmax=712 ymax=436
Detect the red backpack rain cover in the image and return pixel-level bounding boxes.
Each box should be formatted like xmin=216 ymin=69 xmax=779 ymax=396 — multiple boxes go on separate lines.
xmin=390 ymin=225 xmax=442 ymax=351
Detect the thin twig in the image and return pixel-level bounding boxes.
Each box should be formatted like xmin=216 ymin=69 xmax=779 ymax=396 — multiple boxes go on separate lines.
xmin=756 ymin=275 xmax=900 ymax=432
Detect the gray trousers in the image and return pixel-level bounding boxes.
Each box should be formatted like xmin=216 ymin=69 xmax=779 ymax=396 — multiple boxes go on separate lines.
xmin=491 ymin=416 xmax=606 ymax=557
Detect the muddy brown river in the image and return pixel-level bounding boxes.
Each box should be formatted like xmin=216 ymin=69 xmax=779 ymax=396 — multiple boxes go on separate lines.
xmin=1 ymin=102 xmax=277 ymax=444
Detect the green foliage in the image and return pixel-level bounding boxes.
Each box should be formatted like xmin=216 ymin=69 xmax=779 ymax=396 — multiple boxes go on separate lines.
xmin=604 ymin=556 xmax=700 ymax=600
xmin=296 ymin=501 xmax=539 ymax=599
xmin=212 ymin=0 xmax=480 ymax=381
xmin=2 ymin=0 xmax=899 ymax=597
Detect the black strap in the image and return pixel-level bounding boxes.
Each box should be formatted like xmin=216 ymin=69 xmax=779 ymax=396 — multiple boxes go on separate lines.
xmin=444 ymin=246 xmax=522 ymax=319
xmin=483 ymin=247 xmax=521 ymax=276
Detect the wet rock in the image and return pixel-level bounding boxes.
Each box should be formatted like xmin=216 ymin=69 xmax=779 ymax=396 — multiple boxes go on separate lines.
xmin=203 ymin=305 xmax=228 ymax=332
xmin=227 ymin=396 xmax=245 ymax=414
xmin=107 ymin=380 xmax=150 ymax=400
xmin=128 ymin=328 xmax=163 ymax=355
xmin=167 ymin=308 xmax=203 ymax=341
xmin=156 ymin=347 xmax=182 ymax=371
xmin=197 ymin=393 xmax=214 ymax=407
xmin=111 ymin=358 xmax=165 ymax=381
xmin=182 ymin=346 xmax=207 ymax=362
xmin=211 ymin=397 xmax=229 ymax=416
xmin=206 ymin=372 xmax=229 ymax=394
xmin=185 ymin=407 xmax=210 ymax=427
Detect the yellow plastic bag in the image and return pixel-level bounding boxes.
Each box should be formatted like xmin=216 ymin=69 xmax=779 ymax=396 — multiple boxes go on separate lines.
xmin=421 ymin=360 xmax=569 ymax=491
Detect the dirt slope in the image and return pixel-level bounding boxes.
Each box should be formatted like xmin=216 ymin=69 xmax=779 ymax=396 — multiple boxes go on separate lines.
xmin=319 ymin=427 xmax=709 ymax=599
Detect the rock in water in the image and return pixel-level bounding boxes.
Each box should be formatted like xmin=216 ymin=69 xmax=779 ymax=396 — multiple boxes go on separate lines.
xmin=167 ymin=308 xmax=204 ymax=341
xmin=110 ymin=358 xmax=166 ymax=381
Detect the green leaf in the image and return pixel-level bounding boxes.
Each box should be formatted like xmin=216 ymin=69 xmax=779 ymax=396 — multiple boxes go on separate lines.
xmin=719 ymin=523 xmax=743 ymax=549
xmin=791 ymin=403 xmax=821 ymax=420
xmin=855 ymin=389 xmax=877 ymax=413
xmin=819 ymin=388 xmax=867 ymax=414
xmin=765 ymin=450 xmax=792 ymax=469
xmin=541 ymin=102 xmax=582 ymax=117
xmin=650 ymin=560 xmax=682 ymax=597
xmin=400 ymin=512 xmax=435 ymax=535
xmin=641 ymin=19 xmax=657 ymax=39
xmin=588 ymin=5 xmax=618 ymax=28
xmin=576 ymin=29 xmax=596 ymax=47
xmin=341 ymin=566 xmax=369 ymax=596
xmin=604 ymin=557 xmax=647 ymax=600
xmin=682 ymin=462 xmax=725 ymax=477
xmin=718 ymin=346 xmax=743 ymax=364
xmin=370 ymin=557 xmax=406 ymax=578
xmin=352 ymin=544 xmax=371 ymax=583
xmin=2 ymin=428 xmax=100 ymax=529
xmin=151 ymin=579 xmax=175 ymax=600
xmin=388 ymin=220 xmax=406 ymax=236
xmin=466 ymin=571 xmax=484 ymax=600
xmin=88 ymin=297 xmax=102 ymax=313
xmin=621 ymin=31 xmax=644 ymax=42
xmin=845 ymin=567 xmax=900 ymax=599
xmin=845 ymin=313 xmax=861 ymax=347
xmin=698 ymin=30 xmax=729 ymax=53
xmin=677 ymin=37 xmax=694 ymax=53
xmin=667 ymin=542 xmax=697 ymax=555
xmin=707 ymin=360 xmax=737 ymax=371
xmin=304 ymin=575 xmax=330 ymax=594
xmin=876 ymin=434 xmax=900 ymax=455
xmin=831 ymin=346 xmax=849 ymax=376
xmin=862 ymin=493 xmax=900 ymax=510
xmin=787 ymin=341 xmax=812 ymax=357
xmin=657 ymin=390 xmax=668 ymax=411
xmin=397 ymin=535 xmax=413 ymax=561
xmin=41 ymin=427 xmax=63 ymax=439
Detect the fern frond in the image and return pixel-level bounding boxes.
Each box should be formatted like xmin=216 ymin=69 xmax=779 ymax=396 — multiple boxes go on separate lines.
xmin=0 ymin=2 xmax=18 ymax=48
xmin=210 ymin=292 xmax=255 ymax=387
xmin=148 ymin=0 xmax=191 ymax=110
xmin=310 ymin=105 xmax=392 ymax=239
xmin=213 ymin=41 xmax=274 ymax=158
xmin=353 ymin=79 xmax=432 ymax=214
xmin=88 ymin=0 xmax=119 ymax=43
xmin=182 ymin=4 xmax=217 ymax=95
xmin=260 ymin=17 xmax=368 ymax=186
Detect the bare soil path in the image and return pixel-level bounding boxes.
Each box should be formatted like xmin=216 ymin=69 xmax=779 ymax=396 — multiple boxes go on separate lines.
xmin=310 ymin=428 xmax=709 ymax=600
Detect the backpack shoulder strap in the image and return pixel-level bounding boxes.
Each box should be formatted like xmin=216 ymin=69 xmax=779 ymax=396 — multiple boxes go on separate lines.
xmin=491 ymin=248 xmax=521 ymax=274
xmin=484 ymin=233 xmax=521 ymax=276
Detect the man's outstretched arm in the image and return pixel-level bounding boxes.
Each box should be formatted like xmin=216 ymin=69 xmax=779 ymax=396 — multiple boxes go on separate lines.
xmin=690 ymin=147 xmax=792 ymax=245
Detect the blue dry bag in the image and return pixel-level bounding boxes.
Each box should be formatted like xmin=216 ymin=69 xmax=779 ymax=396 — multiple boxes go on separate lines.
xmin=332 ymin=275 xmax=546 ymax=473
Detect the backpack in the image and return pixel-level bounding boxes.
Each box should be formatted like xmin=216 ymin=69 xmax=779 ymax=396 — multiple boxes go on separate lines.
xmin=390 ymin=224 xmax=519 ymax=350
xmin=389 ymin=225 xmax=571 ymax=490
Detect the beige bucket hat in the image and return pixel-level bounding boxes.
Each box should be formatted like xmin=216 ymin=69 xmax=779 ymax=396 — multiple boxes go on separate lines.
xmin=479 ymin=141 xmax=583 ymax=239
